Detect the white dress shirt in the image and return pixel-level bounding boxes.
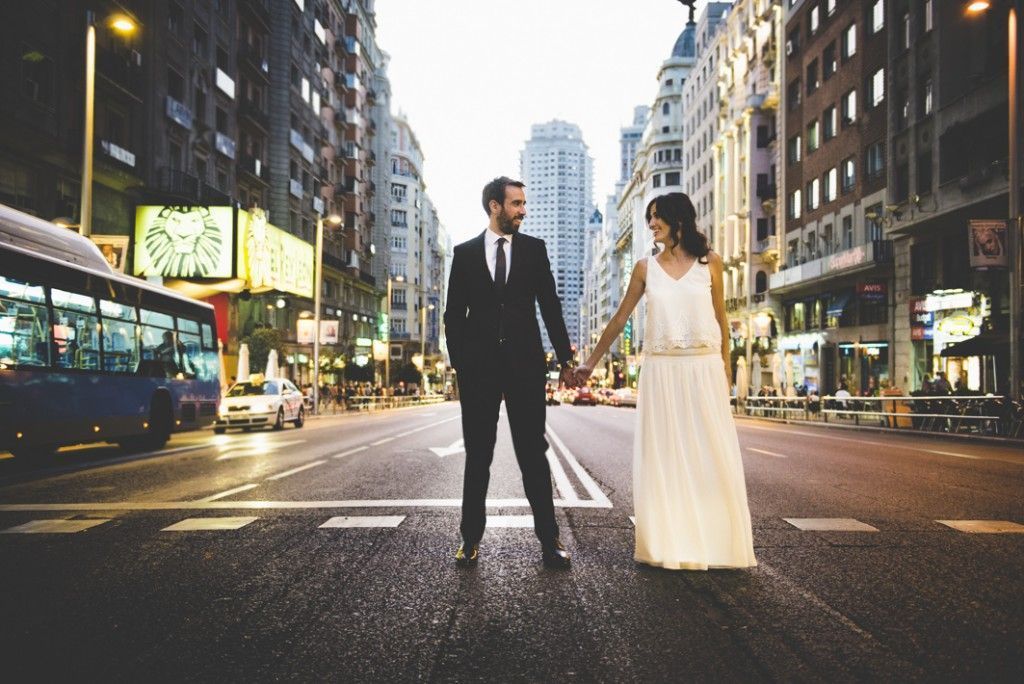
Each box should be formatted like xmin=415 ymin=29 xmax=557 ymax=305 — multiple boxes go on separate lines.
xmin=484 ymin=228 xmax=512 ymax=281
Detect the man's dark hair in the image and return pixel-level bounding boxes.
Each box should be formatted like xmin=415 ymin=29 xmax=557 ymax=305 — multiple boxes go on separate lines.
xmin=481 ymin=176 xmax=526 ymax=216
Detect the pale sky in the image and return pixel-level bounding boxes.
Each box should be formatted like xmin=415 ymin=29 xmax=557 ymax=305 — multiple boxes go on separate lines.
xmin=374 ymin=0 xmax=708 ymax=245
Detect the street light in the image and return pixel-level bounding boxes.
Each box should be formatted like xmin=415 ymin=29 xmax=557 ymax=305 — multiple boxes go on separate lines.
xmin=968 ymin=0 xmax=1022 ymax=400
xmin=385 ymin=274 xmax=404 ymax=390
xmin=420 ymin=302 xmax=435 ymax=392
xmin=313 ymin=212 xmax=343 ymax=415
xmin=79 ymin=11 xmax=136 ymax=238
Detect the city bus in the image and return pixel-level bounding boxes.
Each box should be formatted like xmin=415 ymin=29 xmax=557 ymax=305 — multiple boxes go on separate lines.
xmin=0 ymin=203 xmax=221 ymax=458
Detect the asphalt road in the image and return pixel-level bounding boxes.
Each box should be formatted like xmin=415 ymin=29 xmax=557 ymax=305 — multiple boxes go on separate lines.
xmin=1 ymin=402 xmax=1021 ymax=682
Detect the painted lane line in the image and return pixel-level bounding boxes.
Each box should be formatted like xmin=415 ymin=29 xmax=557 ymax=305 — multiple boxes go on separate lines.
xmin=545 ymin=424 xmax=613 ymax=508
xmin=748 ymin=447 xmax=787 ymax=458
xmin=1 ymin=519 xmax=111 ymax=534
xmin=265 ymin=460 xmax=326 ymax=481
xmin=332 ymin=446 xmax=368 ymax=459
xmin=546 ymin=447 xmax=580 ymax=503
xmin=784 ymin=518 xmax=879 ymax=532
xmin=319 ymin=516 xmax=405 ymax=528
xmin=0 ymin=498 xmax=613 ymax=512
xmin=369 ymin=437 xmax=395 ymax=446
xmin=936 ymin=520 xmax=1024 ymax=533
xmin=162 ymin=516 xmax=257 ymax=531
xmin=197 ymin=483 xmax=259 ymax=502
xmin=739 ymin=423 xmax=1022 ymax=465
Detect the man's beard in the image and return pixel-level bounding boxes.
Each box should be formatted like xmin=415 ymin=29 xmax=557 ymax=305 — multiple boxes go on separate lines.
xmin=498 ymin=211 xmax=521 ymax=235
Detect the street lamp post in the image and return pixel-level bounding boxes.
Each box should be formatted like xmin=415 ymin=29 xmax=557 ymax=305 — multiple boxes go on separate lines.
xmin=420 ymin=301 xmax=435 ymax=392
xmin=79 ymin=12 xmax=136 ymax=238
xmin=313 ymin=213 xmax=342 ymax=415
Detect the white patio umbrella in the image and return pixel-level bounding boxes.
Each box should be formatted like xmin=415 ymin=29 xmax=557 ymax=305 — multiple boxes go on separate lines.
xmin=236 ymin=343 xmax=250 ymax=383
xmin=751 ymin=354 xmax=762 ymax=394
xmin=735 ymin=356 xmax=749 ymax=401
xmin=771 ymin=352 xmax=783 ymax=394
xmin=218 ymin=339 xmax=228 ymax=394
xmin=265 ymin=348 xmax=279 ymax=379
xmin=784 ymin=353 xmax=795 ymax=391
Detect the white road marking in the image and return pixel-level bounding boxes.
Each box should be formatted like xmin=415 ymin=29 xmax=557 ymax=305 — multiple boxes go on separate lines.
xmin=215 ymin=439 xmax=306 ymax=461
xmin=936 ymin=520 xmax=1024 ymax=533
xmin=265 ymin=460 xmax=326 ymax=481
xmin=332 ymin=446 xmax=368 ymax=459
xmin=0 ymin=519 xmax=110 ymax=534
xmin=0 ymin=498 xmax=612 ymax=512
xmin=545 ymin=424 xmax=613 ymax=508
xmin=748 ymin=447 xmax=787 ymax=458
xmin=319 ymin=516 xmax=405 ymax=528
xmin=784 ymin=518 xmax=879 ymax=532
xmin=162 ymin=516 xmax=257 ymax=531
xmin=923 ymin=449 xmax=983 ymax=460
xmin=429 ymin=438 xmax=465 ymax=458
xmin=486 ymin=515 xmax=534 ymax=528
xmin=197 ymin=483 xmax=259 ymax=502
xmin=546 ymin=447 xmax=580 ymax=503
xmin=370 ymin=437 xmax=395 ymax=445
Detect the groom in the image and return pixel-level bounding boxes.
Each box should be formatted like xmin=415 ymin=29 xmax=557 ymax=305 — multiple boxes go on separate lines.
xmin=444 ymin=176 xmax=578 ymax=569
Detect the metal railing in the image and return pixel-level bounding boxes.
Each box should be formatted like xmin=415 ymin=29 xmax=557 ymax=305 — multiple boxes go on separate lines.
xmin=314 ymin=394 xmax=448 ymax=414
xmin=733 ymin=395 xmax=1024 ymax=439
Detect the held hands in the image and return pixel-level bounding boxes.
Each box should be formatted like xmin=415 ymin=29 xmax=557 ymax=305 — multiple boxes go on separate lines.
xmin=573 ymin=365 xmax=593 ymax=387
xmin=559 ymin=366 xmax=581 ymax=389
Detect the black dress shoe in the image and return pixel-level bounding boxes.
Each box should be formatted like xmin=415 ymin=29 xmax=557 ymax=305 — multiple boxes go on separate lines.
xmin=542 ymin=539 xmax=571 ymax=569
xmin=455 ymin=542 xmax=479 ymax=567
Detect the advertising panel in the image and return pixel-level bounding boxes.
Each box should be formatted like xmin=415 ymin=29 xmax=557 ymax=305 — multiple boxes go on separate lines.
xmin=968 ymin=219 xmax=1007 ymax=268
xmin=133 ymin=206 xmax=234 ymax=278
xmin=237 ymin=208 xmax=314 ymax=298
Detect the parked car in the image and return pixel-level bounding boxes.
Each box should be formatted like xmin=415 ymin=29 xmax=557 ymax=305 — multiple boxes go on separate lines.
xmin=610 ymin=387 xmax=638 ymax=407
xmin=573 ymin=386 xmax=597 ymax=406
xmin=214 ymin=375 xmax=306 ymax=433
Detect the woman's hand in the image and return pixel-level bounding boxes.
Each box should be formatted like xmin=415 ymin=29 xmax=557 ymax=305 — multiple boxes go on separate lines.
xmin=574 ymin=365 xmax=593 ymax=386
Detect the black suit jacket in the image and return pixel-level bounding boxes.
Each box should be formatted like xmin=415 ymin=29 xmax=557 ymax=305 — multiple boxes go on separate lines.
xmin=444 ymin=231 xmax=573 ymax=378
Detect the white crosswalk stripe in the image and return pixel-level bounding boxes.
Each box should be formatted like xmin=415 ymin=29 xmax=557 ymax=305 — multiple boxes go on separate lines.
xmin=161 ymin=517 xmax=258 ymax=531
xmin=784 ymin=518 xmax=879 ymax=532
xmin=936 ymin=520 xmax=1024 ymax=533
xmin=1 ymin=519 xmax=111 ymax=533
xmin=319 ymin=516 xmax=405 ymax=528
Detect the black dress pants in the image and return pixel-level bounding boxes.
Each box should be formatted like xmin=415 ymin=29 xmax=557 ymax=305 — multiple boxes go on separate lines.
xmin=457 ymin=364 xmax=558 ymax=547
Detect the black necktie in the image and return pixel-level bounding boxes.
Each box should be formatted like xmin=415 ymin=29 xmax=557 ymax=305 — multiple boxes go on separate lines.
xmin=495 ymin=237 xmax=507 ymax=291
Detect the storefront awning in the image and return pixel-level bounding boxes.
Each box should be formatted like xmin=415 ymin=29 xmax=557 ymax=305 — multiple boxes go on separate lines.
xmin=826 ymin=292 xmax=851 ymax=318
xmin=939 ymin=331 xmax=1009 ymax=357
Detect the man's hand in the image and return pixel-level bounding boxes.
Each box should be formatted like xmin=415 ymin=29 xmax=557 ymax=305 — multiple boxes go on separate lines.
xmin=574 ymin=365 xmax=593 ymax=386
xmin=560 ymin=366 xmax=579 ymax=389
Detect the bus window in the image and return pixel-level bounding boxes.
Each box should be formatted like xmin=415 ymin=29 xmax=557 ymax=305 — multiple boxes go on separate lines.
xmin=0 ymin=277 xmax=51 ymax=368
xmin=51 ymin=288 xmax=99 ymax=370
xmin=140 ymin=309 xmax=178 ymax=377
xmin=140 ymin=309 xmax=174 ymax=329
xmin=99 ymin=300 xmax=139 ymax=373
xmin=201 ymin=323 xmax=215 ymax=350
xmin=177 ymin=329 xmax=201 ymax=379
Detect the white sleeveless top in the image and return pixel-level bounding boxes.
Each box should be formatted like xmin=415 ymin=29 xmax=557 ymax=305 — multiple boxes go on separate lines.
xmin=642 ymin=256 xmax=722 ymax=353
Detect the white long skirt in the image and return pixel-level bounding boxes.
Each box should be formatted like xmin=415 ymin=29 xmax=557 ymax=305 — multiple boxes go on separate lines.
xmin=633 ymin=349 xmax=757 ymax=570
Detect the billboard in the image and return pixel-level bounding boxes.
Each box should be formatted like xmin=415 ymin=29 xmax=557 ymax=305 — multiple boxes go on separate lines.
xmin=968 ymin=220 xmax=1008 ymax=269
xmin=237 ymin=208 xmax=314 ymax=298
xmin=133 ymin=206 xmax=234 ymax=278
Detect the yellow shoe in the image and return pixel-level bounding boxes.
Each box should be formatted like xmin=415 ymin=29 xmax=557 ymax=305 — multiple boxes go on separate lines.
xmin=455 ymin=542 xmax=479 ymax=567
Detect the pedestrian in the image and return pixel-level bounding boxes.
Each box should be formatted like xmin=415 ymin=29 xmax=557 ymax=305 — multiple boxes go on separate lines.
xmin=933 ymin=372 xmax=952 ymax=395
xmin=921 ymin=373 xmax=933 ymax=395
xmin=576 ymin=192 xmax=756 ymax=571
xmin=445 ymin=176 xmax=577 ymax=569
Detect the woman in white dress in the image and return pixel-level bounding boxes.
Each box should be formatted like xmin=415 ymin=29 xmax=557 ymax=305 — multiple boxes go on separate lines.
xmin=576 ymin=192 xmax=756 ymax=570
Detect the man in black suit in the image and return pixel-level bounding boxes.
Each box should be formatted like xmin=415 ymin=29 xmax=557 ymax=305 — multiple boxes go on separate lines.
xmin=444 ymin=176 xmax=578 ymax=569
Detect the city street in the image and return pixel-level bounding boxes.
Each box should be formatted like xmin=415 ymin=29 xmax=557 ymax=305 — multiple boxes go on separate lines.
xmin=0 ymin=402 xmax=1022 ymax=681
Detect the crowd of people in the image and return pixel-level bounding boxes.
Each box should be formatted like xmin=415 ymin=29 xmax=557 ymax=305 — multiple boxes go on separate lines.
xmin=298 ymin=380 xmax=451 ymax=412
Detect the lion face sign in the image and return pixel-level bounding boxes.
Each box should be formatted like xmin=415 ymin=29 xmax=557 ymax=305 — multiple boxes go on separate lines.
xmin=144 ymin=206 xmax=224 ymax=278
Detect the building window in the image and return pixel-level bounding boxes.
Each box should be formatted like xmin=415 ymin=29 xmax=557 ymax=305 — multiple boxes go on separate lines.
xmin=919 ymin=76 xmax=933 ymax=116
xmin=788 ymin=135 xmax=803 ymax=163
xmin=787 ymin=27 xmax=801 ymax=57
xmin=826 ymin=0 xmax=837 ymax=16
xmin=872 ymin=1 xmax=885 ymax=33
xmin=841 ymin=89 xmax=857 ymax=125
xmin=665 ymin=172 xmax=681 ymax=186
xmin=810 ymin=5 xmax=820 ymax=34
xmin=842 ymin=215 xmax=854 ymax=249
xmin=924 ymin=0 xmax=933 ymax=32
xmin=788 ymin=78 xmax=802 ymax=110
xmin=756 ymin=125 xmax=770 ymax=148
xmin=917 ymin=151 xmax=933 ymax=196
xmin=652 ymin=174 xmax=662 ymax=188
xmin=869 ymin=68 xmax=885 ymax=107
xmin=866 ymin=140 xmax=885 ymax=178
xmin=866 ymin=203 xmax=884 ymax=240
xmin=842 ymin=156 xmax=856 ymax=192
xmin=807 ymin=120 xmax=820 ymax=152
xmin=900 ymin=11 xmax=911 ymax=50
xmin=806 ymin=59 xmax=820 ymax=95
xmin=807 ymin=178 xmax=820 ymax=211
xmin=20 ymin=45 xmax=54 ymax=108
xmin=789 ymin=189 xmax=802 ymax=219
xmin=823 ymin=42 xmax=837 ymax=80
xmin=842 ymin=23 xmax=857 ymax=60
xmin=824 ymin=168 xmax=838 ymax=202
xmin=823 ymin=105 xmax=837 ymax=140
xmin=662 ymin=102 xmax=670 ymax=115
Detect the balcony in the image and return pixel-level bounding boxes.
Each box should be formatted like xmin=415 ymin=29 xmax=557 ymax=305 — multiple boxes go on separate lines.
xmin=238 ymin=100 xmax=269 ymax=132
xmin=367 ymin=150 xmax=376 ymax=166
xmin=237 ymin=154 xmax=267 ymax=183
xmin=769 ymin=240 xmax=894 ymax=292
xmin=96 ymin=47 xmax=143 ymax=100
xmin=753 ymin=234 xmax=778 ymax=255
xmin=755 ymin=182 xmax=777 ymax=200
xmin=154 ymin=167 xmax=229 ymax=204
xmin=238 ymin=43 xmax=270 ymax=82
xmin=725 ymin=296 xmax=750 ymax=313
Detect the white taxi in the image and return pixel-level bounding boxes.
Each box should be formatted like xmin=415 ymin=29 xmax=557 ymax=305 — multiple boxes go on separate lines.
xmin=214 ymin=374 xmax=306 ymax=433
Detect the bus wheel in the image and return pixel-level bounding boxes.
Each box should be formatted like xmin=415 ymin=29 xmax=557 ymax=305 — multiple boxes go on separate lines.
xmin=294 ymin=407 xmax=305 ymax=428
xmin=272 ymin=408 xmax=285 ymax=430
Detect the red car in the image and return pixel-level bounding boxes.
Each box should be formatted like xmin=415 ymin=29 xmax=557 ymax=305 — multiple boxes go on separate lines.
xmin=572 ymin=386 xmax=597 ymax=406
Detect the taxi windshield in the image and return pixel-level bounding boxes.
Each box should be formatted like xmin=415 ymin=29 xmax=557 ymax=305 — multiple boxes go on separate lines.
xmin=227 ymin=381 xmax=275 ymax=397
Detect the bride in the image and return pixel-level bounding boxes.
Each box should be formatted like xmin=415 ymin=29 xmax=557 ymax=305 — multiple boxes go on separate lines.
xmin=575 ymin=192 xmax=756 ymax=570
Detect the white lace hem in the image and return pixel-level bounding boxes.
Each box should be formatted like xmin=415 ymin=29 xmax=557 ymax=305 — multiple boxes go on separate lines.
xmin=643 ymin=337 xmax=721 ymax=353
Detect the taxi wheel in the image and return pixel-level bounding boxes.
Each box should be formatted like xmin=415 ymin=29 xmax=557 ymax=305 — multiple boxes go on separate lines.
xmin=213 ymin=427 xmax=226 ymax=434
xmin=294 ymin=407 xmax=305 ymax=428
xmin=272 ymin=408 xmax=285 ymax=430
